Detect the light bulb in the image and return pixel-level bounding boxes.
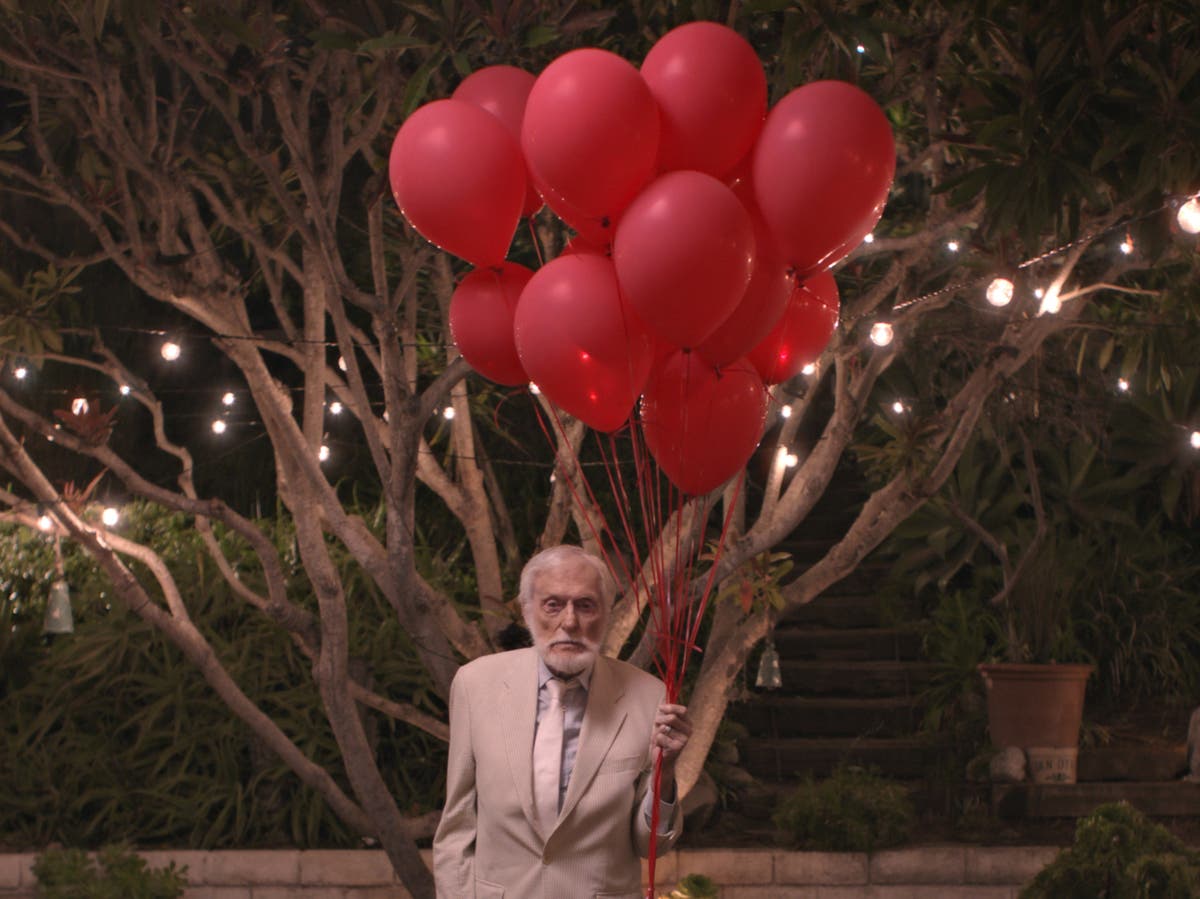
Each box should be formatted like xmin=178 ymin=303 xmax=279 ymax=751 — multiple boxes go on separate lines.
xmin=1039 ymin=293 xmax=1062 ymax=315
xmin=318 ymin=444 xmax=330 ymax=462
xmin=785 ymin=453 xmax=799 ymax=468
xmin=37 ymin=514 xmax=53 ymax=532
xmin=891 ymin=400 xmax=905 ymax=414
xmin=329 ymin=401 xmax=343 ymax=416
xmin=101 ymin=507 xmax=120 ymax=527
xmin=119 ymin=384 xmax=131 ymax=396
xmin=1178 ymin=197 xmax=1200 ymax=234
xmin=946 ymin=240 xmax=960 ymax=252
xmin=855 ymin=43 xmax=865 ymax=54
xmin=529 ymin=383 xmax=541 ymax=395
xmin=986 ymin=278 xmax=1014 ymax=307
xmin=70 ymin=397 xmax=89 ymax=415
xmin=161 ymin=340 xmax=181 ymax=361
xmin=870 ymin=322 xmax=894 ymax=347
xmin=801 ymin=362 xmax=817 ymax=376
xmin=14 ymin=366 xmax=28 ymax=380
xmin=1117 ymin=378 xmax=1130 ymax=393
xmin=211 ymin=419 xmax=227 ymax=434
xmin=780 ymin=406 xmax=793 ymax=419
xmin=1191 ymin=430 xmax=1200 ymax=450
xmin=549 ymin=472 xmax=557 ymax=484
xmin=862 ymin=233 xmax=875 ymax=244
xmin=1034 ymin=287 xmax=1045 ymax=299
xmin=337 ymin=355 xmax=348 ymax=372
xmin=1119 ymin=238 xmax=1134 ymax=255
xmin=222 ymin=391 xmax=235 ymax=406
xmin=443 ymin=407 xmax=456 ymax=420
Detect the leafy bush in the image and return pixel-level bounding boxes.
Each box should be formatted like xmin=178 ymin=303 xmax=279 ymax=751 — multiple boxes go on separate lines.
xmin=0 ymin=505 xmax=447 ymax=849
xmin=772 ymin=765 xmax=915 ymax=852
xmin=33 ymin=843 xmax=187 ymax=898
xmin=670 ymin=873 xmax=719 ymax=897
xmin=1020 ymin=802 xmax=1200 ymax=898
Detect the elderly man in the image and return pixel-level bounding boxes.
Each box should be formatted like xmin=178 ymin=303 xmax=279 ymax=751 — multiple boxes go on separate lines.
xmin=433 ymin=545 xmax=692 ymax=898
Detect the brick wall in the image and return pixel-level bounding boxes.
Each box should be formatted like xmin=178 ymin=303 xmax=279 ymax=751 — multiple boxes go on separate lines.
xmin=0 ymin=845 xmax=1061 ymax=897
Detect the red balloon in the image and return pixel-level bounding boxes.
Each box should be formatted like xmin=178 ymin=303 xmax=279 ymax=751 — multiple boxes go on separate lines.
xmin=522 ymin=49 xmax=660 ymax=233
xmin=449 ymin=263 xmax=533 ymax=386
xmin=752 ymin=81 xmax=895 ymax=276
xmin=613 ymin=170 xmax=755 ymax=348
xmin=389 ymin=99 xmax=525 ymax=266
xmin=452 ymin=66 xmax=542 ymax=217
xmin=696 ymin=177 xmax=792 ymax=366
xmin=746 ymin=270 xmax=840 ymax=385
xmin=513 ymin=254 xmax=654 ymax=432
xmin=640 ymin=351 xmax=767 ymax=495
xmin=641 ymin=21 xmax=767 ymax=178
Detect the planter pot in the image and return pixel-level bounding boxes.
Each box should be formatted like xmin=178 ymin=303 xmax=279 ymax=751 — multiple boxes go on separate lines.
xmin=978 ymin=663 xmax=1093 ymax=783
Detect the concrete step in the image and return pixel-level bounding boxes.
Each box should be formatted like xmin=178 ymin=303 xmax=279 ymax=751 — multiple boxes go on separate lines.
xmin=732 ymin=695 xmax=920 ymax=738
xmin=992 ymin=781 xmax=1200 ymax=818
xmin=741 ymin=736 xmax=943 ymax=780
xmin=780 ymin=594 xmax=887 ymax=630
xmin=777 ymin=659 xmax=938 ymax=697
xmin=773 ymin=626 xmax=923 ymax=661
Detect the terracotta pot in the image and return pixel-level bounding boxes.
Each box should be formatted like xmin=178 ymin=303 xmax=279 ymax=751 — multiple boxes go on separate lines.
xmin=978 ymin=662 xmax=1093 ymax=749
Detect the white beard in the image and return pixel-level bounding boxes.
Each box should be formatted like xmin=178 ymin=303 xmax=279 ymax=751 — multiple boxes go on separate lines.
xmin=528 ymin=629 xmax=600 ymax=676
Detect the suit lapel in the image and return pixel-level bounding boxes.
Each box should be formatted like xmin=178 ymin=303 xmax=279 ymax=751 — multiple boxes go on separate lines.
xmin=500 ymin=648 xmax=539 ymax=834
xmin=556 ymin=655 xmax=627 ymax=828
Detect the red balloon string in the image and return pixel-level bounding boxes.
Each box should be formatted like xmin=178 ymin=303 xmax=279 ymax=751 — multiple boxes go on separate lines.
xmin=527 ymin=217 xmax=546 ymax=268
xmin=529 ymin=393 xmax=744 ymax=899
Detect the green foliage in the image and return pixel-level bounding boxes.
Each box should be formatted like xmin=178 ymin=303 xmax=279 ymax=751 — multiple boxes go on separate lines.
xmin=0 ymin=505 xmax=446 ymax=850
xmin=671 ymin=873 xmax=720 ymax=898
xmin=772 ymin=765 xmax=915 ymax=852
xmin=1020 ymin=803 xmax=1200 ymax=899
xmin=33 ymin=843 xmax=187 ymax=898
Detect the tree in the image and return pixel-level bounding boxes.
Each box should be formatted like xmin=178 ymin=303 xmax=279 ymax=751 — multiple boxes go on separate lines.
xmin=1 ymin=2 xmax=1198 ymax=896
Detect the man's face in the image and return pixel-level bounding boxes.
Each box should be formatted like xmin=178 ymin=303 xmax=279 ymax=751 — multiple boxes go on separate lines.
xmin=524 ymin=559 xmax=609 ymax=676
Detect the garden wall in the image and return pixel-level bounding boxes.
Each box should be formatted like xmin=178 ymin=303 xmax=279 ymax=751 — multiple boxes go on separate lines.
xmin=0 ymin=845 xmax=1061 ymax=897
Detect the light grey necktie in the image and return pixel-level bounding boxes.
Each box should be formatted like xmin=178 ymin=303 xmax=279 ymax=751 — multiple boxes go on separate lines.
xmin=533 ymin=677 xmax=578 ymax=834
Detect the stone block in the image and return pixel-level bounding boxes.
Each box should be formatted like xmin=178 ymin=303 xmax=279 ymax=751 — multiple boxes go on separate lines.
xmin=0 ymin=856 xmax=23 ymax=889
xmin=182 ymin=888 xmax=252 ymax=899
xmin=346 ymin=888 xmax=414 ymax=899
xmin=140 ymin=850 xmax=205 ymax=883
xmin=723 ymin=887 xmax=817 ymax=899
xmin=776 ymin=851 xmax=868 ymax=885
xmin=202 ymin=851 xmax=300 ymax=886
xmin=817 ymin=887 xmax=1013 ymax=899
xmin=299 ymin=851 xmax=396 ymax=886
xmin=675 ymin=848 xmax=773 ymax=885
xmin=965 ymin=846 xmax=1059 ymax=884
xmin=250 ymin=888 xmax=345 ymax=899
xmin=869 ymin=846 xmax=966 ymax=884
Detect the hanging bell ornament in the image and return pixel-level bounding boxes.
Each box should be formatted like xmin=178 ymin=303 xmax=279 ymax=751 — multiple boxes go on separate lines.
xmin=42 ymin=578 xmax=74 ymax=635
xmin=755 ymin=636 xmax=782 ymax=690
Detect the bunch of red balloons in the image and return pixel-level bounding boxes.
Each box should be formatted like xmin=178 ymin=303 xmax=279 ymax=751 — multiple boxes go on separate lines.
xmin=389 ymin=21 xmax=895 ymax=495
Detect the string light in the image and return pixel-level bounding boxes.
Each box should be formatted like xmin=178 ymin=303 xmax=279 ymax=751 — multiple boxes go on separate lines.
xmin=318 ymin=444 xmax=330 ymax=462
xmin=329 ymin=401 xmax=343 ymax=415
xmin=221 ymin=391 xmax=236 ymax=406
xmin=1117 ymin=378 xmax=1130 ymax=393
xmin=1119 ymin=235 xmax=1134 ymax=255
xmin=337 ymin=355 xmax=348 ymax=372
xmin=101 ymin=506 xmax=120 ymax=527
xmin=855 ymin=43 xmax=866 ymax=54
xmin=119 ymin=384 xmax=131 ymax=395
xmin=862 ymin=233 xmax=875 ymax=244
xmin=1191 ymin=430 xmax=1200 ymax=450
xmin=780 ymin=405 xmax=793 ymax=419
xmin=801 ymin=362 xmax=817 ymax=376
xmin=1034 ymin=287 xmax=1045 ymax=299
xmin=1178 ymin=196 xmax=1200 ymax=234
xmin=14 ymin=365 xmax=28 ymax=380
xmin=37 ymin=513 xmax=53 ymax=532
xmin=211 ymin=419 xmax=227 ymax=434
xmin=442 ymin=406 xmax=456 ymax=420
xmin=70 ymin=396 xmax=89 ymax=415
xmin=529 ymin=383 xmax=541 ymax=395
xmin=870 ymin=322 xmax=894 ymax=347
xmin=1039 ymin=292 xmax=1062 ymax=315
xmin=160 ymin=340 xmax=181 ymax=361
xmin=891 ymin=400 xmax=906 ymax=414
xmin=985 ymin=277 xmax=1014 ymax=307
xmin=946 ymin=240 xmax=960 ymax=252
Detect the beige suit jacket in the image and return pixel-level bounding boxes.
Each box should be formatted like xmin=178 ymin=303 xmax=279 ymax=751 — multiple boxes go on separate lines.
xmin=433 ymin=647 xmax=683 ymax=898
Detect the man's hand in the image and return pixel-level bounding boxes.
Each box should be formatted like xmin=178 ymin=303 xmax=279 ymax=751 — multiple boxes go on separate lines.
xmin=653 ymin=703 xmax=692 ymax=789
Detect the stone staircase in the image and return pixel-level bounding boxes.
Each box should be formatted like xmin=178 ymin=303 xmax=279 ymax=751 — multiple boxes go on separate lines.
xmin=730 ymin=579 xmax=944 ymax=787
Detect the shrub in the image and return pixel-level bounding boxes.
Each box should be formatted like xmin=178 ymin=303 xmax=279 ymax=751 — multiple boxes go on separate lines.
xmin=772 ymin=765 xmax=914 ymax=852
xmin=1020 ymin=802 xmax=1200 ymax=898
xmin=33 ymin=843 xmax=187 ymax=898
xmin=670 ymin=873 xmax=719 ymax=897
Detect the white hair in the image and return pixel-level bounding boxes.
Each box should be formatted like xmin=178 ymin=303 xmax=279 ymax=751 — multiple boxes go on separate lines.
xmin=518 ymin=545 xmax=615 ymax=609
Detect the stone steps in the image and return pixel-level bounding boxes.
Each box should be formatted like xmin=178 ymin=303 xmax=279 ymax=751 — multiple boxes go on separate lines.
xmin=773 ymin=625 xmax=922 ymax=660
xmin=777 ymin=659 xmax=938 ymax=697
xmin=741 ymin=736 xmax=943 ymax=781
xmin=992 ymin=780 xmax=1200 ymax=818
xmin=735 ymin=695 xmax=921 ymax=737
